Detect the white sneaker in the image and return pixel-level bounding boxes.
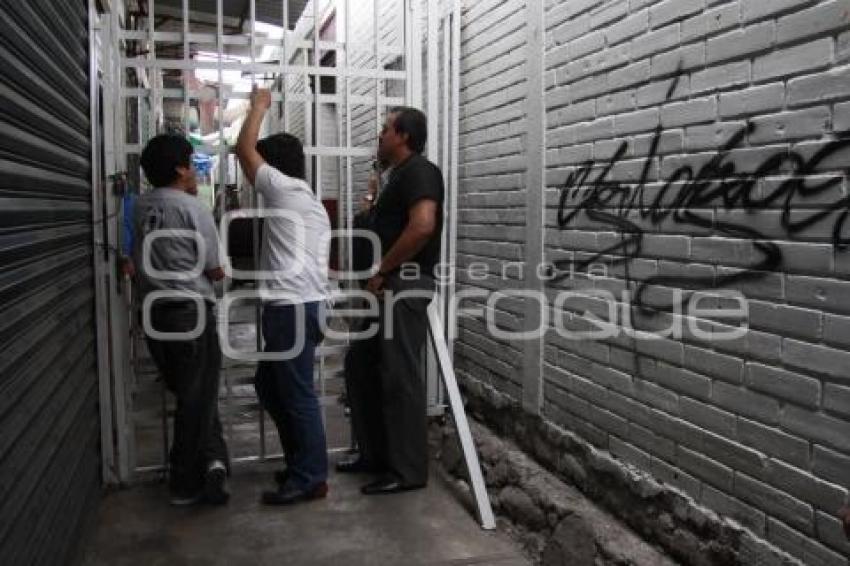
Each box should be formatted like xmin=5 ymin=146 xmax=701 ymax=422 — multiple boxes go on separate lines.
xmin=204 ymin=460 xmax=230 ymax=505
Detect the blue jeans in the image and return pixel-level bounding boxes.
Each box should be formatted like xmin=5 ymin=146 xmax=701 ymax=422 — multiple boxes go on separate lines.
xmin=254 ymin=302 xmax=328 ymax=490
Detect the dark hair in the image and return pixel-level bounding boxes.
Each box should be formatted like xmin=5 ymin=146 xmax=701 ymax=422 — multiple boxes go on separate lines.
xmin=140 ymin=134 xmax=193 ymax=188
xmin=389 ymin=106 xmax=427 ymax=154
xmin=256 ymin=133 xmax=306 ymax=181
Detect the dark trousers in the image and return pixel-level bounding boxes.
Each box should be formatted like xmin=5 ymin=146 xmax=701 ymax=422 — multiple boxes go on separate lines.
xmin=254 ymin=302 xmax=328 ymax=490
xmin=146 ymin=301 xmax=228 ymax=493
xmin=346 ymin=281 xmax=433 ymax=486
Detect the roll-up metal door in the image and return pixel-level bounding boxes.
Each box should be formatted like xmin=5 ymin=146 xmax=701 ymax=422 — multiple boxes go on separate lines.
xmin=0 ymin=1 xmax=101 ymax=564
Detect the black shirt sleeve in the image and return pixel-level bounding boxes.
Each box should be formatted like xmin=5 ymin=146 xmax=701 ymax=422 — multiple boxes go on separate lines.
xmin=403 ymin=160 xmax=444 ymax=210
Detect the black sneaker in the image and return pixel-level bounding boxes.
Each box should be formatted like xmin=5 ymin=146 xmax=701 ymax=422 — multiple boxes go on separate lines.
xmin=262 ymin=482 xmax=328 ymax=505
xmin=335 ymin=456 xmax=382 ymax=474
xmin=204 ymin=460 xmax=230 ymax=505
xmin=169 ymin=489 xmax=204 ymax=506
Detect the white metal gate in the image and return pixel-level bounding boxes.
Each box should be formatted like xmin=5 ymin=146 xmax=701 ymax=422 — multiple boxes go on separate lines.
xmin=92 ymin=0 xmax=460 ymax=485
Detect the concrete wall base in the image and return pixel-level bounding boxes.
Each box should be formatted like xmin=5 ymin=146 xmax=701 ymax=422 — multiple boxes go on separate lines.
xmin=432 ymin=375 xmax=804 ymax=566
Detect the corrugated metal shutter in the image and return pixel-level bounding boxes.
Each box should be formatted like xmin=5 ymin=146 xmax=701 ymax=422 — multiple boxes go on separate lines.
xmin=0 ymin=1 xmax=101 ymax=564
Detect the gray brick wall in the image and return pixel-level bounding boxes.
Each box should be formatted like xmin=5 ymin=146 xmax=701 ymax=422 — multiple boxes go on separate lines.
xmin=452 ymin=0 xmax=850 ymax=563
xmin=454 ymin=0 xmax=528 ymax=397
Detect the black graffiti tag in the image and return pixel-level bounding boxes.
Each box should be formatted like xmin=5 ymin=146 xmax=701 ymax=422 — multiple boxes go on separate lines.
xmin=551 ymin=73 xmax=850 ymax=310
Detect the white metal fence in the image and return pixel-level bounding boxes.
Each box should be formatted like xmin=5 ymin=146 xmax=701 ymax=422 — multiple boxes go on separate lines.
xmin=93 ymin=0 xmax=459 ymax=485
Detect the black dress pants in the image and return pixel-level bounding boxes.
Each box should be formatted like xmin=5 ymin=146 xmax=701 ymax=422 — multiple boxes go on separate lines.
xmin=345 ymin=277 xmax=433 ymax=486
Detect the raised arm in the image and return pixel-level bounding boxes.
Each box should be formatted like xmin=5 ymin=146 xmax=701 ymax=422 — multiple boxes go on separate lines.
xmin=236 ymin=86 xmax=271 ymax=185
xmin=366 ymin=198 xmax=438 ymax=295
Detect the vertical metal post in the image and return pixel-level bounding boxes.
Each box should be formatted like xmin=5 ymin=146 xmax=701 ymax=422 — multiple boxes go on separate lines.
xmin=344 ymin=0 xmax=353 ymax=280
xmin=182 ymin=0 xmax=189 ymax=135
xmin=215 ymin=0 xmax=235 ymax=443
xmin=334 ymin=0 xmax=344 ymax=272
xmin=148 ymin=0 xmax=157 ymax=136
xmin=426 ymin=0 xmax=437 ymax=158
xmin=250 ymin=0 xmax=257 ymax=85
xmin=373 ymin=0 xmax=381 ymax=137
xmin=304 ymin=47 xmax=312 ymax=186
xmin=313 ymin=0 xmax=321 ymax=199
xmin=90 ymin=0 xmax=118 ymax=486
xmin=447 ymin=0 xmax=459 ymax=362
xmin=404 ymin=0 xmax=411 ymax=103
xmin=522 ymin=0 xmax=545 ymax=414
xmin=313 ymin=0 xmax=327 ymax=430
xmin=422 ymin=0 xmax=442 ymax=414
xmin=246 ymin=0 xmax=267 ymax=462
xmin=405 ymin=0 xmax=422 ymax=109
xmin=441 ymin=2 xmax=451 ymax=199
xmin=110 ymin=1 xmax=133 ymax=483
xmin=439 ymin=1 xmax=449 ymax=328
xmin=157 ymin=0 xmax=170 ymax=473
xmin=281 ymin=0 xmax=289 ymax=132
xmin=342 ymin=0 xmax=355 ymax=449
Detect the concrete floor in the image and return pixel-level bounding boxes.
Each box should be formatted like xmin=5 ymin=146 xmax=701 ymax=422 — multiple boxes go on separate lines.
xmin=81 ymin=465 xmax=529 ymax=566
xmin=85 ymin=302 xmax=527 ymax=565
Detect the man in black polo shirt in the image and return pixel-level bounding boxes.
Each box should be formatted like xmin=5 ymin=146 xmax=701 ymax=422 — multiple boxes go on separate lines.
xmin=341 ymin=107 xmax=444 ymax=494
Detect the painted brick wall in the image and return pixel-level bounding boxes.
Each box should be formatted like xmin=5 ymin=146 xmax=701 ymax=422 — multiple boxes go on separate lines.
xmin=348 ymin=0 xmax=405 ymax=200
xmin=281 ymin=0 xmax=403 ymax=200
xmin=454 ymin=0 xmax=528 ymax=401
xmin=453 ymin=0 xmax=850 ymax=563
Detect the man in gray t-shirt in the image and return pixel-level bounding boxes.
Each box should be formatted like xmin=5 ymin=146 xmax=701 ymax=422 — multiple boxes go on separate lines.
xmin=133 ymin=134 xmax=229 ymax=506
xmin=134 ymin=188 xmax=221 ymax=301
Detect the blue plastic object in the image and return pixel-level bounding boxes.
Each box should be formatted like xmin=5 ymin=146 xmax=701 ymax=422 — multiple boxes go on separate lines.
xmin=192 ymin=152 xmax=213 ymax=174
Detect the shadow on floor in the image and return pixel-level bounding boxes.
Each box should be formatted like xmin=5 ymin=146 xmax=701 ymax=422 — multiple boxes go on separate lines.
xmin=81 ymin=465 xmax=529 ymax=566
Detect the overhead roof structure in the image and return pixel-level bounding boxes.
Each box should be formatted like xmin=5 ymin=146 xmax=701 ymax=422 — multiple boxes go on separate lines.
xmin=153 ymin=0 xmax=309 ymax=29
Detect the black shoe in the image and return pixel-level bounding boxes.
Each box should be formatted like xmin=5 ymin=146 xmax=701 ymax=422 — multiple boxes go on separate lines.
xmin=274 ymin=469 xmax=289 ymax=486
xmin=169 ymin=489 xmax=204 ymax=506
xmin=360 ymin=476 xmax=426 ymax=495
xmin=335 ymin=457 xmax=381 ymax=474
xmin=204 ymin=460 xmax=230 ymax=505
xmin=262 ymin=482 xmax=329 ymax=505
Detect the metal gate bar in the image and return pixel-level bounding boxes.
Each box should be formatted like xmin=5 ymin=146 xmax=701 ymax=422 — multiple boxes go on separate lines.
xmin=112 ymin=0 xmax=414 ymax=481
xmin=96 ymin=0 xmax=461 ymax=488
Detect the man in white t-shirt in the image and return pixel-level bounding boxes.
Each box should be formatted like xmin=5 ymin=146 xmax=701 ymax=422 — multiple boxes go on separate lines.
xmin=236 ymin=87 xmax=331 ymax=505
